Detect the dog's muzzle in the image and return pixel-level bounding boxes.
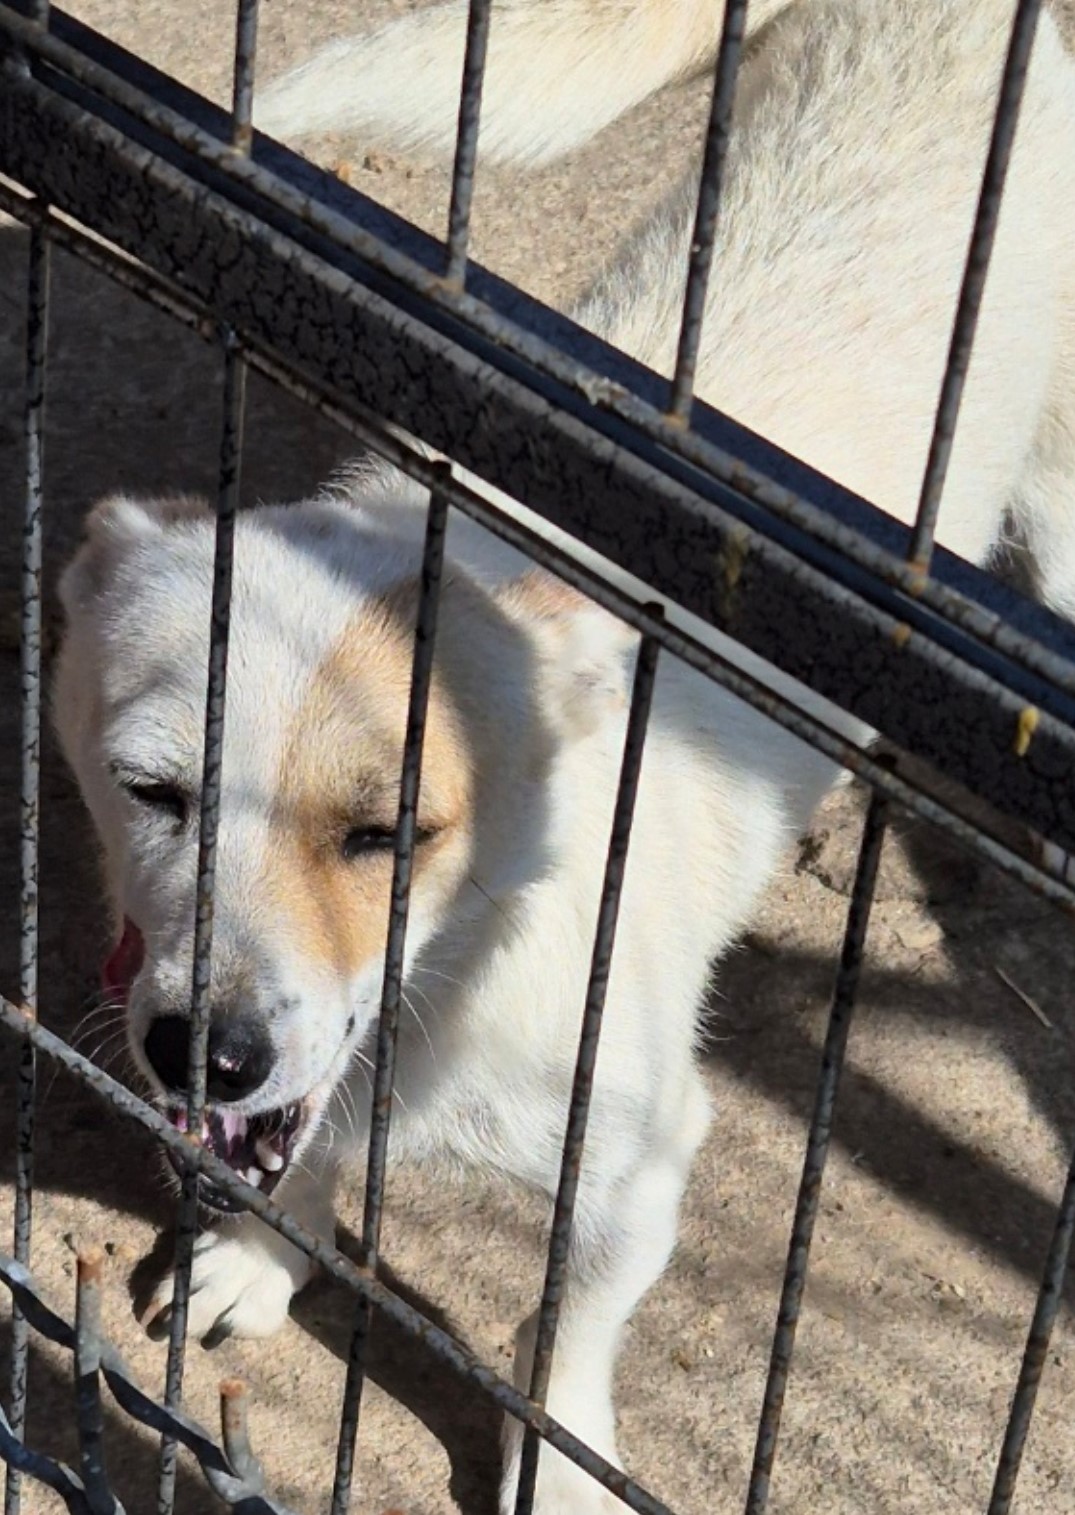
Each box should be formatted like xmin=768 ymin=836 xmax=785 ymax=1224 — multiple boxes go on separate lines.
xmin=101 ymin=915 xmax=312 ymax=1211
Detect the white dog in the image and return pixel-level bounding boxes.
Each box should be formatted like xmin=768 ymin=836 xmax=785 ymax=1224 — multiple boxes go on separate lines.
xmin=55 ymin=1 xmax=1075 ymax=1511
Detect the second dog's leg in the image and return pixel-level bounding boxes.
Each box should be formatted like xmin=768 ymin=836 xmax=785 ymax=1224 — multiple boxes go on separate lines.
xmin=502 ymin=1079 xmax=710 ymax=1514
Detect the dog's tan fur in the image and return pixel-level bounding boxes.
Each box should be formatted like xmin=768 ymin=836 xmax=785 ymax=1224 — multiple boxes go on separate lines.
xmin=268 ymin=593 xmax=475 ymax=979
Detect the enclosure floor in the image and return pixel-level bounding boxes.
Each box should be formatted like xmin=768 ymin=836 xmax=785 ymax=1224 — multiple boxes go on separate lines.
xmin=1 ymin=3 xmax=1074 ymax=1512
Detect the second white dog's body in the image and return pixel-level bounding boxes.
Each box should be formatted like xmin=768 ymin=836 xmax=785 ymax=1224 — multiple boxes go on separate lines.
xmin=55 ymin=2 xmax=1075 ymax=1511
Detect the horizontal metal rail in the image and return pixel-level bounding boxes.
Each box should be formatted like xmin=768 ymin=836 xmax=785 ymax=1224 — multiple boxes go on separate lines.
xmin=4 ymin=9 xmax=1075 ymax=852
xmin=0 ymin=181 xmax=1068 ymax=920
xmin=3 ymin=0 xmax=1072 ymax=713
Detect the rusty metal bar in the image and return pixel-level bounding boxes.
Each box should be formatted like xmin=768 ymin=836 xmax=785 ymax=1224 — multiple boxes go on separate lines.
xmin=156 ymin=326 xmax=248 ymax=1515
xmin=219 ymin=1380 xmax=261 ymax=1491
xmin=667 ymin=0 xmax=749 ymax=421
xmin=744 ymin=792 xmax=890 ymax=1513
xmin=909 ymin=0 xmax=1044 ymax=573
xmin=5 ymin=203 xmax=50 ymax=1515
xmin=73 ymin=1250 xmax=117 ymax=1515
xmin=157 ymin=6 xmax=258 ymax=1505
xmin=444 ymin=0 xmax=493 ymax=285
xmin=987 ymin=1143 xmax=1075 ymax=1513
xmin=330 ymin=480 xmax=451 ymax=1515
xmin=229 ymin=0 xmax=259 ymax=153
xmin=515 ymin=629 xmax=661 ymax=1514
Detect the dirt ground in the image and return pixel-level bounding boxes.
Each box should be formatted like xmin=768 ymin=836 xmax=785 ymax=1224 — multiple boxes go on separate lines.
xmin=1 ymin=3 xmax=1074 ymax=1513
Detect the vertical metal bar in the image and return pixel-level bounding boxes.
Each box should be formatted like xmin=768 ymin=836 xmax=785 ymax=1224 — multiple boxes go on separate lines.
xmin=229 ymin=0 xmax=260 ymax=154
xmin=444 ymin=0 xmax=493 ymax=287
xmin=667 ymin=0 xmax=749 ymax=423
xmin=744 ymin=792 xmax=889 ymax=1515
xmin=74 ymin=1249 xmax=118 ymax=1515
xmin=739 ymin=20 xmax=1042 ymax=1458
xmin=219 ymin=1379 xmax=262 ymax=1488
xmin=908 ymin=0 xmax=1042 ymax=573
xmin=5 ymin=212 xmax=50 ymax=1515
xmin=987 ymin=1144 xmax=1075 ymax=1514
xmin=514 ymin=628 xmax=661 ymax=1515
xmin=156 ymin=326 xmax=248 ymax=1515
xmin=329 ymin=478 xmax=450 ymax=1515
xmin=157 ymin=17 xmax=258 ymax=1498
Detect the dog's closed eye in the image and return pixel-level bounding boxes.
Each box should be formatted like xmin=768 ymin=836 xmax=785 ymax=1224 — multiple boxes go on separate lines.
xmin=340 ymin=823 xmax=436 ymax=861
xmin=120 ymin=777 xmax=190 ymax=828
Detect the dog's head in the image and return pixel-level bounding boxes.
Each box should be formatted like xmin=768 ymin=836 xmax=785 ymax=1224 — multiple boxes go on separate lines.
xmin=54 ymin=483 xmax=633 ymax=1206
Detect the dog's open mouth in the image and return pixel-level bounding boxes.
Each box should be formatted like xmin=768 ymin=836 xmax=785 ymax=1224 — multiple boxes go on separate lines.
xmin=166 ymin=1101 xmax=307 ymax=1212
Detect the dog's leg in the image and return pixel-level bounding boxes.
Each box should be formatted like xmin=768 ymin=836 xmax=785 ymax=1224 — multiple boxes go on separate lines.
xmin=501 ymin=1072 xmax=710 ymax=1514
xmin=145 ymin=1161 xmax=337 ymax=1343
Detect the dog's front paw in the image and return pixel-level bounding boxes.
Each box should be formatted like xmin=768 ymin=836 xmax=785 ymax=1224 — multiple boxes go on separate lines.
xmin=144 ymin=1222 xmax=316 ymax=1344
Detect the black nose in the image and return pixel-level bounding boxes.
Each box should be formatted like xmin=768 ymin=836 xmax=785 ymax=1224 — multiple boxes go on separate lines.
xmin=143 ymin=1014 xmax=274 ymax=1103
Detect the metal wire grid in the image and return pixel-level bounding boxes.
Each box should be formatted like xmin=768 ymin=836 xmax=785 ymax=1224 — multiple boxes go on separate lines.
xmin=0 ymin=1247 xmax=298 ymax=1513
xmin=5 ymin=5 xmax=1075 ymax=837
xmin=0 ymin=1 xmax=1071 ymax=1514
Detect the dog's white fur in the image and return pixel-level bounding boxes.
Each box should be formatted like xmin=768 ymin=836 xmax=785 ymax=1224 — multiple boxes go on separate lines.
xmin=56 ymin=2 xmax=1075 ymax=1511
xmin=255 ymin=0 xmax=799 ymax=166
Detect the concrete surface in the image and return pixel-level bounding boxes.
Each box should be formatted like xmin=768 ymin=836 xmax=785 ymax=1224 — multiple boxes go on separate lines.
xmin=1 ymin=3 xmax=1074 ymax=1513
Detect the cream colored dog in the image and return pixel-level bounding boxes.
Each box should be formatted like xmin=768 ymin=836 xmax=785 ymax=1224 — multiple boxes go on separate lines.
xmin=56 ymin=2 xmax=1075 ymax=1511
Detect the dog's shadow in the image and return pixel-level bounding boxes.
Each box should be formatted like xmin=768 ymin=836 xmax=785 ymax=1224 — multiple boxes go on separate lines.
xmin=296 ymin=1236 xmax=504 ymax=1515
xmin=124 ymin=1220 xmax=505 ymax=1515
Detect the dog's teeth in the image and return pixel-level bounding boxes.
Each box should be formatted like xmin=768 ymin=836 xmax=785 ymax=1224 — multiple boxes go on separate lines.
xmin=221 ymin=1110 xmax=247 ymax=1145
xmin=244 ymin=1167 xmax=263 ymax=1188
xmin=255 ymin=1137 xmax=284 ymax=1172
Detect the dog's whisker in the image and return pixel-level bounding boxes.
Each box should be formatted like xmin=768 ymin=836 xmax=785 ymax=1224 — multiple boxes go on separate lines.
xmin=70 ymin=1005 xmax=125 ymax=1040
xmin=69 ymin=1000 xmax=127 ymax=1039
xmin=410 ymin=964 xmax=465 ymax=990
xmin=401 ymin=988 xmax=437 ymax=1063
xmin=331 ymin=1083 xmax=361 ymax=1145
xmin=404 ymin=979 xmax=442 ymax=1023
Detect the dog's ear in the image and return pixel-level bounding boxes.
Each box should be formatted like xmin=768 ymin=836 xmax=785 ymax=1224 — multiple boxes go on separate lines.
xmin=496 ymin=570 xmax=637 ymax=738
xmin=60 ymin=493 xmax=210 ymax=614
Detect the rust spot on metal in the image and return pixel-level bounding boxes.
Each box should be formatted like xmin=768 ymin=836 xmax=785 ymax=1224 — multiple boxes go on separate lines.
xmin=77 ymin=1246 xmax=106 ymax=1284
xmin=1014 ymin=705 xmax=1039 ymax=757
xmin=905 ymin=559 xmax=929 ymax=595
xmin=890 ymin=622 xmax=911 ymax=649
xmin=714 ymin=526 xmax=751 ymax=626
xmin=220 ymin=1376 xmax=250 ymax=1453
xmin=577 ymin=372 xmax=627 ymax=409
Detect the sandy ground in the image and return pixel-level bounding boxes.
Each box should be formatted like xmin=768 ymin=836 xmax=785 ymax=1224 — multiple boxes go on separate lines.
xmin=1 ymin=3 xmax=1074 ymax=1513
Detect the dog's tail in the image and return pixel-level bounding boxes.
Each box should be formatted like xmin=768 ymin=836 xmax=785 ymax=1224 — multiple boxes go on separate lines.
xmin=255 ymin=0 xmax=791 ymax=168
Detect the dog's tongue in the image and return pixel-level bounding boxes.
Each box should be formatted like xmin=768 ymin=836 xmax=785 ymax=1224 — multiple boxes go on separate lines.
xmin=102 ymin=917 xmax=145 ymax=1003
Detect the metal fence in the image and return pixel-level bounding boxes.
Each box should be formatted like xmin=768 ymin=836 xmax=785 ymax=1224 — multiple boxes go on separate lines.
xmin=0 ymin=0 xmax=1074 ymax=1512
